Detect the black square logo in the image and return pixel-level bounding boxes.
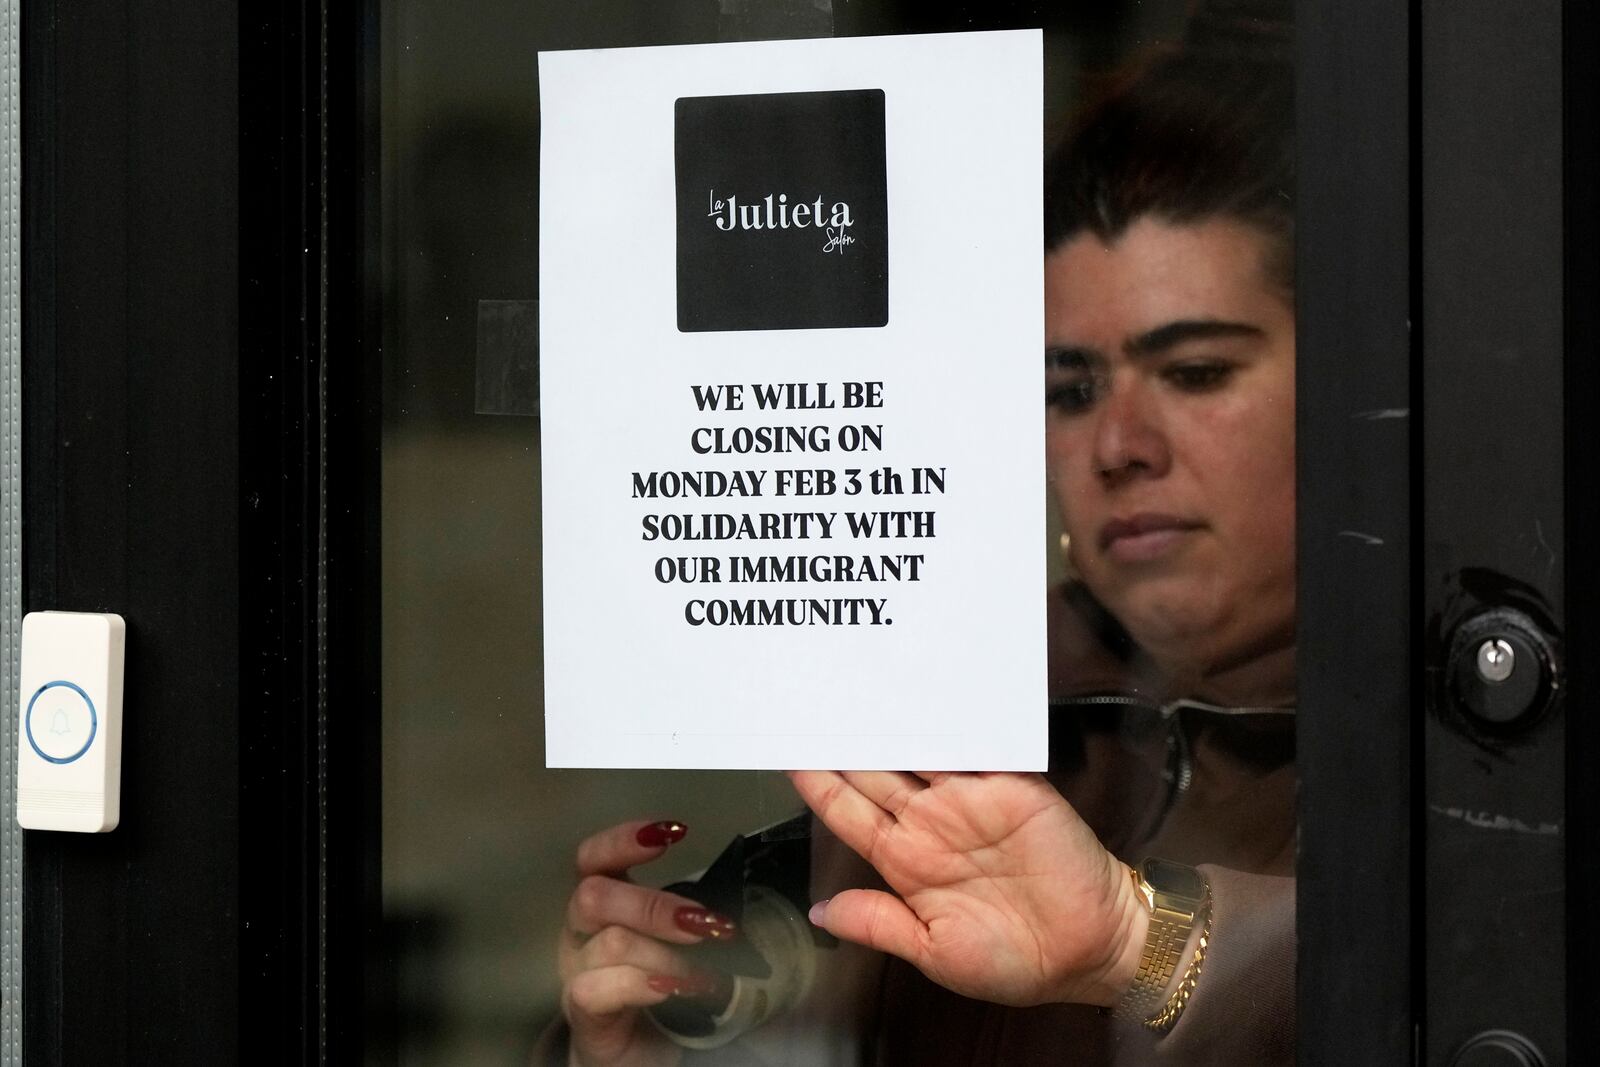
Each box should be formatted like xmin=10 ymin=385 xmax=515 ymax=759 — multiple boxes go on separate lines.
xmin=675 ymin=89 xmax=889 ymax=333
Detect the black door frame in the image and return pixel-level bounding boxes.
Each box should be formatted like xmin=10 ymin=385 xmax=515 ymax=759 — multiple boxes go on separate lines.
xmin=1295 ymin=0 xmax=1414 ymax=1059
xmin=20 ymin=1 xmax=380 ymax=1062
xmin=22 ymin=1 xmax=246 ymax=1061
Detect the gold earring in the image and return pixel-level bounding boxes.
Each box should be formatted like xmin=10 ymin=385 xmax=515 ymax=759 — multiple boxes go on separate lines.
xmin=1058 ymin=533 xmax=1081 ymax=583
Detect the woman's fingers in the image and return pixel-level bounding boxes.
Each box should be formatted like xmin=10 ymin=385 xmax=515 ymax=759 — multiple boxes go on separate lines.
xmin=567 ymin=875 xmax=737 ymax=945
xmin=565 ymin=963 xmax=674 ymax=1021
xmin=788 ymin=770 xmax=929 ymax=820
xmin=564 ymin=963 xmax=674 ymax=1067
xmin=565 ymin=961 xmax=726 ymax=1066
xmin=839 ymin=771 xmax=928 ymax=816
xmin=787 ymin=770 xmax=896 ymax=855
xmin=575 ymin=819 xmax=689 ymax=878
xmin=807 ymin=888 xmax=928 ymax=971
xmin=563 ymin=924 xmax=692 ymax=982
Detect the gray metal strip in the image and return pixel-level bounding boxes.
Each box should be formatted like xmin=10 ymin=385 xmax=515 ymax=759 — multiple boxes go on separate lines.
xmin=1 ymin=0 xmax=22 ymax=1058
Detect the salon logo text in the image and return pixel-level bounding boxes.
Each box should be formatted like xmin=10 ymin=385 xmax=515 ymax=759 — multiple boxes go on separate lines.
xmin=707 ymin=190 xmax=856 ymax=254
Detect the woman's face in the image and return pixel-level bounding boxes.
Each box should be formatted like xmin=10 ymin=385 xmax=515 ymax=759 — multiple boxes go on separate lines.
xmin=1045 ymin=216 xmax=1296 ymax=680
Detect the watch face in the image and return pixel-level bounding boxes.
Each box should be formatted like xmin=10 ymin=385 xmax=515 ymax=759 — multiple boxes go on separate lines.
xmin=1143 ymin=858 xmax=1206 ymax=902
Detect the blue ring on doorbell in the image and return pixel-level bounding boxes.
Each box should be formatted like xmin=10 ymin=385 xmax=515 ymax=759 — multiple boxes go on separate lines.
xmin=25 ymin=680 xmax=98 ymax=765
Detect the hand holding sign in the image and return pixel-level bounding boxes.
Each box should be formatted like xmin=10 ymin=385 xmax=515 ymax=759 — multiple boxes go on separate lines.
xmin=787 ymin=770 xmax=1148 ymax=1009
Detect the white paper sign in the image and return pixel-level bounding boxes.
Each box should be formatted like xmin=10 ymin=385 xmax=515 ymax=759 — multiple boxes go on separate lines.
xmin=540 ymin=30 xmax=1044 ymax=770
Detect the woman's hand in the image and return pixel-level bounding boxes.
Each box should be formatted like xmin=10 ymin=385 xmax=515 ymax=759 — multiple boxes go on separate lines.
xmin=787 ymin=771 xmax=1148 ymax=1009
xmin=557 ymin=820 xmax=735 ymax=1067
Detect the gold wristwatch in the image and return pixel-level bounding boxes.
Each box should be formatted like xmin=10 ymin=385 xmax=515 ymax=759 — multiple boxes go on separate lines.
xmin=1117 ymin=858 xmax=1211 ymax=1033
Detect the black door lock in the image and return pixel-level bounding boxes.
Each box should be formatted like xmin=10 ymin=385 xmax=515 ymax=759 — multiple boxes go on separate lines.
xmin=1446 ymin=607 xmax=1561 ymax=732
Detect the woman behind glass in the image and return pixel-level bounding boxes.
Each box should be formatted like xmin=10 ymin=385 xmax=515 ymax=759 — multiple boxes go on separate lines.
xmin=547 ymin=19 xmax=1297 ymax=1067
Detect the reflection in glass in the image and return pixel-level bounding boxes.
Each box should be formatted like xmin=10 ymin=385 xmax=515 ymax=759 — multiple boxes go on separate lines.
xmin=377 ymin=2 xmax=1292 ymax=1063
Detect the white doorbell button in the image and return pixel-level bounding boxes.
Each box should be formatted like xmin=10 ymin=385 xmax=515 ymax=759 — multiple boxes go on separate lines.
xmin=27 ymin=681 xmax=98 ymax=763
xmin=16 ymin=611 xmax=125 ymax=832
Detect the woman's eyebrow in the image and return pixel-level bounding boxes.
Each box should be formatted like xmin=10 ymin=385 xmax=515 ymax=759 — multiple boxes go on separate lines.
xmin=1045 ymin=345 xmax=1100 ymax=370
xmin=1123 ymin=319 xmax=1264 ymax=357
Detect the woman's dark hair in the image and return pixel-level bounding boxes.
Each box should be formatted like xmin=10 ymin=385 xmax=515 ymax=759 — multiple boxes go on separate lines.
xmin=1044 ymin=2 xmax=1294 ymax=292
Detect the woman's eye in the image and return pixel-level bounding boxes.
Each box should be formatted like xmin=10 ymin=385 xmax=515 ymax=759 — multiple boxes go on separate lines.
xmin=1045 ymin=375 xmax=1099 ymax=415
xmin=1163 ymin=361 xmax=1235 ymax=392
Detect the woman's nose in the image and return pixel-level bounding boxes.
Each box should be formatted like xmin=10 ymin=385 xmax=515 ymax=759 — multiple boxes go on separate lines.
xmin=1090 ymin=377 xmax=1170 ymax=485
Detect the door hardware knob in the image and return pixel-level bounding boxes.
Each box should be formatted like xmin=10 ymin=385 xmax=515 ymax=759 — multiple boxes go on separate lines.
xmin=1446 ymin=607 xmax=1560 ymax=732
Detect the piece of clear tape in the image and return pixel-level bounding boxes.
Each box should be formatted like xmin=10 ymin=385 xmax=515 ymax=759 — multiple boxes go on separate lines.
xmin=475 ymin=299 xmax=539 ymax=417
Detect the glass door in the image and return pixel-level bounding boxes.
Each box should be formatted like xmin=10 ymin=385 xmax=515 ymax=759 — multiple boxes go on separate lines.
xmin=15 ymin=1 xmax=1592 ymax=1064
xmin=372 ymin=2 xmax=1330 ymax=1065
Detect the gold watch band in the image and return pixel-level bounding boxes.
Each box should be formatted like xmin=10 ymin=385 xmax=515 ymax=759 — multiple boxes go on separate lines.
xmin=1145 ymin=899 xmax=1212 ymax=1034
xmin=1115 ymin=859 xmax=1211 ymax=1033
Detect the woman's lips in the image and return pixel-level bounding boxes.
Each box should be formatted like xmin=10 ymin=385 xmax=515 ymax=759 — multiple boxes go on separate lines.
xmin=1098 ymin=514 xmax=1204 ymax=562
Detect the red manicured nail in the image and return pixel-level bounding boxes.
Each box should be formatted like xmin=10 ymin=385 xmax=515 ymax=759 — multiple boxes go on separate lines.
xmin=675 ymin=906 xmax=737 ymax=940
xmin=636 ymin=821 xmax=688 ymax=847
xmin=680 ymin=972 xmax=720 ymax=997
xmin=647 ymin=972 xmax=719 ymax=997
